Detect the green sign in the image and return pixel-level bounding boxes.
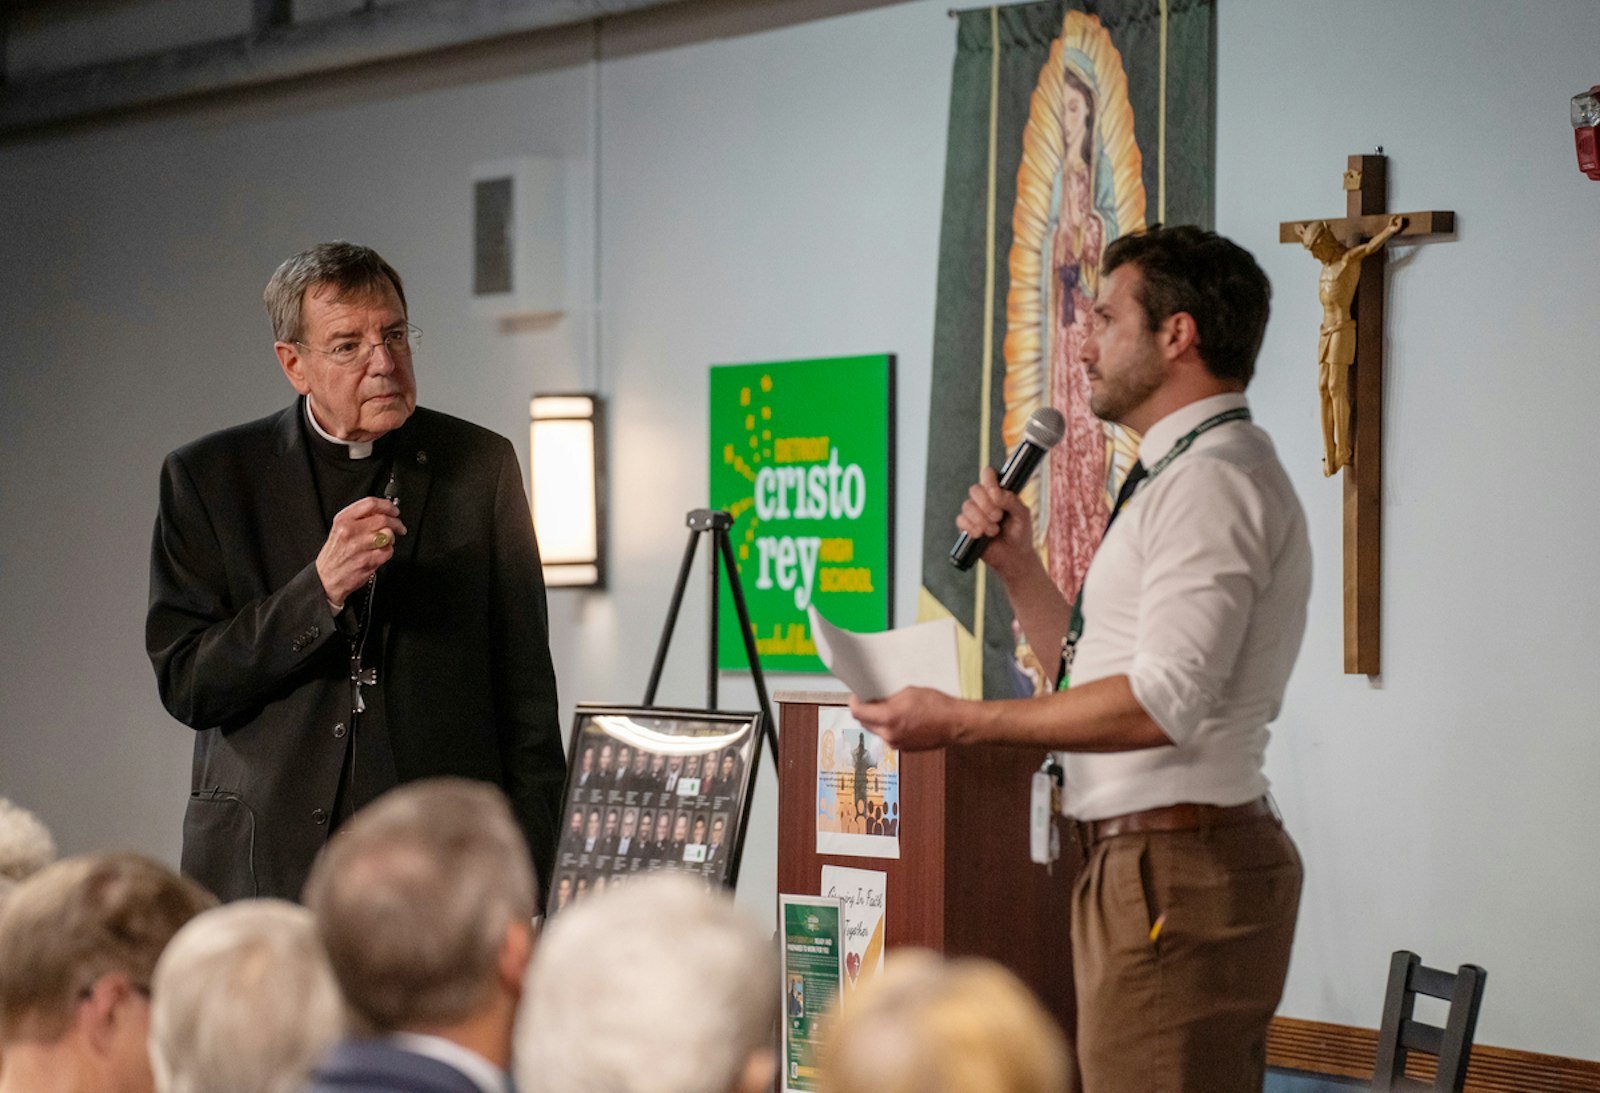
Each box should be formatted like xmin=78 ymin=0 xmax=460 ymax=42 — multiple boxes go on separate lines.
xmin=709 ymin=355 xmax=893 ymax=672
xmin=781 ymin=895 xmax=844 ymax=1092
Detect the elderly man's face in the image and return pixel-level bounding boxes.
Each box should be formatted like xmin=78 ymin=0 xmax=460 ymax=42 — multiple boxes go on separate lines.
xmin=276 ymin=281 xmax=416 ymax=443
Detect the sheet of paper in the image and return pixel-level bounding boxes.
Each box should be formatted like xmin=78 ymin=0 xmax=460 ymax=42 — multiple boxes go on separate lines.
xmin=780 ymin=895 xmax=843 ymax=1093
xmin=815 ymin=707 xmax=900 ymax=859
xmin=807 ymin=606 xmax=960 ymax=700
xmin=819 ymin=866 xmax=887 ymax=1006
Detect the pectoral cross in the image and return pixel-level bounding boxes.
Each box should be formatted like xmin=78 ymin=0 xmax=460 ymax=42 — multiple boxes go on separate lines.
xmin=351 ymin=656 xmax=377 ymax=714
xmin=1280 ymin=154 xmax=1454 ymax=676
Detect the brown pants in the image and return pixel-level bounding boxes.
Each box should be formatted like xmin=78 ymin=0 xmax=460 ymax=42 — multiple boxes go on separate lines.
xmin=1068 ymin=817 xmax=1303 ymax=1093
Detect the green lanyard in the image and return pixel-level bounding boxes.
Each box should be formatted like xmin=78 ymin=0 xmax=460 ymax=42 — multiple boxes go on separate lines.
xmin=1056 ymin=407 xmax=1250 ymax=691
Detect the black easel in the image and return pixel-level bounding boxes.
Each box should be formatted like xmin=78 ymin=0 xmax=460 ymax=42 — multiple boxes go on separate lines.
xmin=642 ymin=510 xmax=777 ymax=889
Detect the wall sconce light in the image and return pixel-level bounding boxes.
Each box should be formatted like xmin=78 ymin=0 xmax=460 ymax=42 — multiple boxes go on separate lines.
xmin=529 ymin=394 xmax=605 ymax=589
xmin=1572 ymin=86 xmax=1600 ymax=180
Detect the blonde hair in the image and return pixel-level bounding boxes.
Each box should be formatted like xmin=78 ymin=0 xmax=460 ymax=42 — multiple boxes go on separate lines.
xmin=819 ymin=952 xmax=1069 ymax=1093
xmin=149 ymin=899 xmax=343 ymax=1093
xmin=0 ymin=854 xmax=215 ymax=1043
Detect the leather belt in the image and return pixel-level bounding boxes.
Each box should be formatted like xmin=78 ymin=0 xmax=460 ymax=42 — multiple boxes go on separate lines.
xmin=1072 ymin=796 xmax=1275 ymax=847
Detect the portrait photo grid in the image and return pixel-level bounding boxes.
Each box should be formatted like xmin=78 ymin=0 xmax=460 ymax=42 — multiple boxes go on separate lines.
xmin=548 ymin=707 xmax=758 ymax=917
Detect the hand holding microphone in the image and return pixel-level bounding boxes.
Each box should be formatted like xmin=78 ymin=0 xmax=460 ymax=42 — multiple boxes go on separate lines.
xmin=949 ymin=408 xmax=1065 ymax=572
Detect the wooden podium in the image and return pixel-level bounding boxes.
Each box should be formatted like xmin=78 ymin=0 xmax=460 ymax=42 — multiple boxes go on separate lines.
xmin=775 ymin=691 xmax=1078 ymax=1031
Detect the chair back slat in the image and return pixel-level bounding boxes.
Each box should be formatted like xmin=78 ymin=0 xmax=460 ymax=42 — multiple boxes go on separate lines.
xmin=1401 ymin=1021 xmax=1444 ymax=1056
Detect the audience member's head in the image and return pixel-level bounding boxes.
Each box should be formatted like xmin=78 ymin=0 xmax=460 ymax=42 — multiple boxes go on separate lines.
xmin=148 ymin=899 xmax=342 ymax=1093
xmin=0 ymin=853 xmax=215 ymax=1093
xmin=303 ymin=778 xmax=536 ymax=1061
xmin=818 ymin=951 xmax=1069 ymax=1093
xmin=0 ymin=798 xmax=56 ymax=903
xmin=516 ymin=875 xmax=776 ymax=1093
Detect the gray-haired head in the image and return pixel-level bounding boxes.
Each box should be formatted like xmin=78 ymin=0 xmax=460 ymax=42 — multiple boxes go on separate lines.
xmin=516 ymin=875 xmax=777 ymax=1093
xmin=263 ymin=241 xmax=407 ymax=343
xmin=149 ymin=899 xmax=343 ymax=1093
xmin=303 ymin=778 xmax=536 ymax=1034
xmin=0 ymin=798 xmax=56 ymax=885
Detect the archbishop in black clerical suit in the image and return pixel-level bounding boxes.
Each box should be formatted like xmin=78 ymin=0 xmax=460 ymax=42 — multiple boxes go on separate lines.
xmin=148 ymin=399 xmax=565 ymax=903
xmin=147 ymin=241 xmax=565 ymax=906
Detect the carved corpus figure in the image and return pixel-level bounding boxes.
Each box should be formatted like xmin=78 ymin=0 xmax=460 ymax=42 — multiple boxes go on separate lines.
xmin=1297 ymin=214 xmax=1406 ymax=475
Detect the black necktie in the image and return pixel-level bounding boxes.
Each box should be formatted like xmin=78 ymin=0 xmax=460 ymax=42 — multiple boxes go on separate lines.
xmin=1104 ymin=460 xmax=1147 ymax=533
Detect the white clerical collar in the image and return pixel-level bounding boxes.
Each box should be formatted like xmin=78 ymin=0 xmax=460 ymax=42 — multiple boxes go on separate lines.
xmin=1136 ymin=391 xmax=1250 ymax=468
xmin=304 ymin=397 xmax=374 ymax=459
xmin=386 ymin=1032 xmax=509 ymax=1093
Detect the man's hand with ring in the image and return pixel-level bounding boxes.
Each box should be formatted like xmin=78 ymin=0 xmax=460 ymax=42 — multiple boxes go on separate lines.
xmin=317 ymin=496 xmax=406 ymax=608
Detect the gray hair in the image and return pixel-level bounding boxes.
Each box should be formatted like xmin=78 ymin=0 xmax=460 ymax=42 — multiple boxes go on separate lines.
xmin=149 ymin=900 xmax=343 ymax=1093
xmin=0 ymin=798 xmax=56 ymax=883
xmin=303 ymin=778 xmax=536 ymax=1033
xmin=262 ymin=241 xmax=407 ymax=343
xmin=516 ymin=875 xmax=778 ymax=1093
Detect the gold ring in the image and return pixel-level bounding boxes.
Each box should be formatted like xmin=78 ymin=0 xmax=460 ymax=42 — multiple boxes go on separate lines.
xmin=372 ymin=530 xmax=392 ymax=550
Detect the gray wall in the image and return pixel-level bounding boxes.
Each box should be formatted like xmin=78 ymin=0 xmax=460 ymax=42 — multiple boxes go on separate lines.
xmin=1 ymin=0 xmax=1596 ymax=1061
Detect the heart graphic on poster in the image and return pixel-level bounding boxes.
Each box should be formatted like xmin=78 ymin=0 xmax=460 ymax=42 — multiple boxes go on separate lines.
xmin=845 ymin=951 xmax=861 ymax=983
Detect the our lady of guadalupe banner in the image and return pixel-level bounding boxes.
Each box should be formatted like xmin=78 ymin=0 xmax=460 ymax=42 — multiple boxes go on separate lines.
xmin=919 ymin=0 xmax=1214 ymax=700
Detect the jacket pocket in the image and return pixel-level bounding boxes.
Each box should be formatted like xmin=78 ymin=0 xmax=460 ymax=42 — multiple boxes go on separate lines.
xmin=181 ymin=788 xmax=259 ymax=901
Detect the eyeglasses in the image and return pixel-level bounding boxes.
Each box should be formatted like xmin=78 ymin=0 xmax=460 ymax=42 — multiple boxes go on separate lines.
xmin=294 ymin=324 xmax=422 ymax=369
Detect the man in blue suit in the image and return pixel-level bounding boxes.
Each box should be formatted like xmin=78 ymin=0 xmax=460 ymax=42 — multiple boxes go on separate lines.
xmin=304 ymin=779 xmax=536 ymax=1093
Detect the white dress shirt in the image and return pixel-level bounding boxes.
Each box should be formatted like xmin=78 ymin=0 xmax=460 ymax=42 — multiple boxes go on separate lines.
xmin=1059 ymin=392 xmax=1312 ymax=820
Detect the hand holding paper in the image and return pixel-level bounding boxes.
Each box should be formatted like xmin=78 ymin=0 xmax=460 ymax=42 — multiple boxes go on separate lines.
xmin=807 ymin=606 xmax=960 ymax=702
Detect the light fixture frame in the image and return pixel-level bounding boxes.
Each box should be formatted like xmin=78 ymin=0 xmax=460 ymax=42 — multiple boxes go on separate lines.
xmin=529 ymin=393 xmax=606 ymax=590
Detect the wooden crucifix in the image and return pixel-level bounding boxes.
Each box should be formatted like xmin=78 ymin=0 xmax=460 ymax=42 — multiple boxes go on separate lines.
xmin=1280 ymin=154 xmax=1453 ymax=676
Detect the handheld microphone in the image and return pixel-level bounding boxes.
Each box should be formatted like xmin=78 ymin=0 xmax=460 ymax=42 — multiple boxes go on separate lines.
xmin=949 ymin=407 xmax=1066 ymax=571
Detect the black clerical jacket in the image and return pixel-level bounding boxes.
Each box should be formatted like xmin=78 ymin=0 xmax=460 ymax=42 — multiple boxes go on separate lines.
xmin=147 ymin=401 xmax=564 ymax=903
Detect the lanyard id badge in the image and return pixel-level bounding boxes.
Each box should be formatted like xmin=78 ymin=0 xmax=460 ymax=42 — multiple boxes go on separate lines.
xmin=1030 ymin=757 xmax=1065 ymax=868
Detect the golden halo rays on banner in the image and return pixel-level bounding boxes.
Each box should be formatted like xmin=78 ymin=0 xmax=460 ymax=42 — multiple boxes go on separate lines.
xmin=1003 ymin=11 xmax=1145 ymax=687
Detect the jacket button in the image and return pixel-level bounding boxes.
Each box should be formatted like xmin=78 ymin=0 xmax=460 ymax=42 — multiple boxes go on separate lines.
xmin=312 ymin=809 xmax=327 ymax=825
xmin=332 ymin=722 xmax=347 ymax=739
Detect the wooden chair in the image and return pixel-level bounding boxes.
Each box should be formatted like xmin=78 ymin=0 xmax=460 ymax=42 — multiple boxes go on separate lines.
xmin=1372 ymin=950 xmax=1488 ymax=1092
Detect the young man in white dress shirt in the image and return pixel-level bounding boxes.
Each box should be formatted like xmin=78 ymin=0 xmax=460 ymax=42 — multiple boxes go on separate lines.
xmin=852 ymin=226 xmax=1311 ymax=1092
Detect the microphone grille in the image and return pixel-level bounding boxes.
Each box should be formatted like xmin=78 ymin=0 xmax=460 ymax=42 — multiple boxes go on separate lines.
xmin=1023 ymin=407 xmax=1066 ymax=449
